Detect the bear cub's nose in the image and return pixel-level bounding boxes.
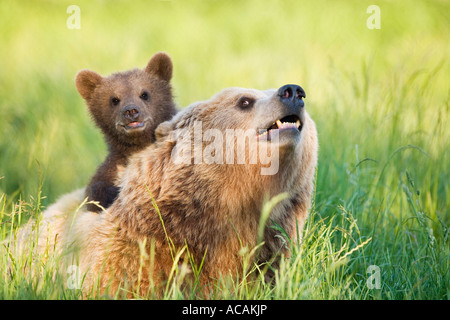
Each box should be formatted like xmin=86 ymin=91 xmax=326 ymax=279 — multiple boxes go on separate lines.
xmin=123 ymin=105 xmax=140 ymax=120
xmin=278 ymin=84 xmax=305 ymax=109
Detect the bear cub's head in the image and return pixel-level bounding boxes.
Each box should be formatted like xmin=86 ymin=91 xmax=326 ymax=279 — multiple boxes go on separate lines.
xmin=75 ymin=52 xmax=176 ymax=151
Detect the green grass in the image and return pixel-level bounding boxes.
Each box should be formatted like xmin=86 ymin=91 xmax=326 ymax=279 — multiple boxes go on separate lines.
xmin=0 ymin=0 xmax=448 ymax=299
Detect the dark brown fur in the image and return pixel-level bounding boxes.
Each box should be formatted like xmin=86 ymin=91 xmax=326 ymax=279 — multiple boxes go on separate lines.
xmin=75 ymin=52 xmax=177 ymax=212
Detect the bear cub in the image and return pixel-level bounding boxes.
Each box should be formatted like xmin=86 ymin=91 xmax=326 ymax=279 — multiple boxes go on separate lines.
xmin=75 ymin=52 xmax=177 ymax=212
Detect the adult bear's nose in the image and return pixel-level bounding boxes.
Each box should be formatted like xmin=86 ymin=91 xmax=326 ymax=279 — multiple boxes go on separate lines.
xmin=277 ymin=84 xmax=305 ymax=109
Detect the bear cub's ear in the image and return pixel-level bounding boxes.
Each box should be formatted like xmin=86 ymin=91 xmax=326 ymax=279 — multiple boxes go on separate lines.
xmin=75 ymin=70 xmax=103 ymax=100
xmin=145 ymin=52 xmax=173 ymax=82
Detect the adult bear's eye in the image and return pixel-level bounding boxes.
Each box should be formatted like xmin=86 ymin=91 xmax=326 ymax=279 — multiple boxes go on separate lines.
xmin=140 ymin=91 xmax=149 ymax=100
xmin=237 ymin=97 xmax=255 ymax=109
xmin=111 ymin=97 xmax=120 ymax=106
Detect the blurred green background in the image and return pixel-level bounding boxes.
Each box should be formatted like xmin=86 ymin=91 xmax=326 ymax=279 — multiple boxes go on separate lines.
xmin=0 ymin=0 xmax=450 ymax=215
xmin=0 ymin=0 xmax=448 ymax=299
xmin=1 ymin=0 xmax=448 ymax=207
xmin=0 ymin=0 xmax=448 ymax=209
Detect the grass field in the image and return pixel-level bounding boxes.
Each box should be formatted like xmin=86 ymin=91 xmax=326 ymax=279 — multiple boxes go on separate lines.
xmin=0 ymin=0 xmax=448 ymax=299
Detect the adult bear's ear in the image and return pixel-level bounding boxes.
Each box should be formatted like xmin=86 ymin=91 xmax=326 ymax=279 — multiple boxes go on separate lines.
xmin=155 ymin=119 xmax=175 ymax=141
xmin=75 ymin=70 xmax=103 ymax=100
xmin=145 ymin=52 xmax=173 ymax=82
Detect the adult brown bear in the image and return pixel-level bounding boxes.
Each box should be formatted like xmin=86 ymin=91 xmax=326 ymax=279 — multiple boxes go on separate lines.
xmin=20 ymin=84 xmax=318 ymax=297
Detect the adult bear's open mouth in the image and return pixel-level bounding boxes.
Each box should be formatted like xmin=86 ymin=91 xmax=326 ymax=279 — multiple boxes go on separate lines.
xmin=257 ymin=115 xmax=302 ymax=141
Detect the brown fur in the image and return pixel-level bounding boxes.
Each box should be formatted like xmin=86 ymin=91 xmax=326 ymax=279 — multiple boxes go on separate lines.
xmin=26 ymin=85 xmax=318 ymax=297
xmin=75 ymin=52 xmax=177 ymax=212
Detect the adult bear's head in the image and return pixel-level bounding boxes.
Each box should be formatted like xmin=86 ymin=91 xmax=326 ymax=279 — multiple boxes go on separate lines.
xmin=153 ymin=84 xmax=317 ymax=196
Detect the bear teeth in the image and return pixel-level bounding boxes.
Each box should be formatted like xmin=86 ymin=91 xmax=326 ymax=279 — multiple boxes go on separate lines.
xmin=275 ymin=119 xmax=301 ymax=129
xmin=258 ymin=131 xmax=268 ymax=137
xmin=257 ymin=117 xmax=302 ymax=138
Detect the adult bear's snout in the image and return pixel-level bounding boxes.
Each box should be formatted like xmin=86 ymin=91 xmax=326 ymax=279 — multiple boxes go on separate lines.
xmin=277 ymin=84 xmax=305 ymax=109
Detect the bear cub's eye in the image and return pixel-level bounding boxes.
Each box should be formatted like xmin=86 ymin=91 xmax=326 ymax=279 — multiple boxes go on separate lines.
xmin=111 ymin=97 xmax=120 ymax=106
xmin=237 ymin=97 xmax=255 ymax=109
xmin=140 ymin=91 xmax=149 ymax=101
